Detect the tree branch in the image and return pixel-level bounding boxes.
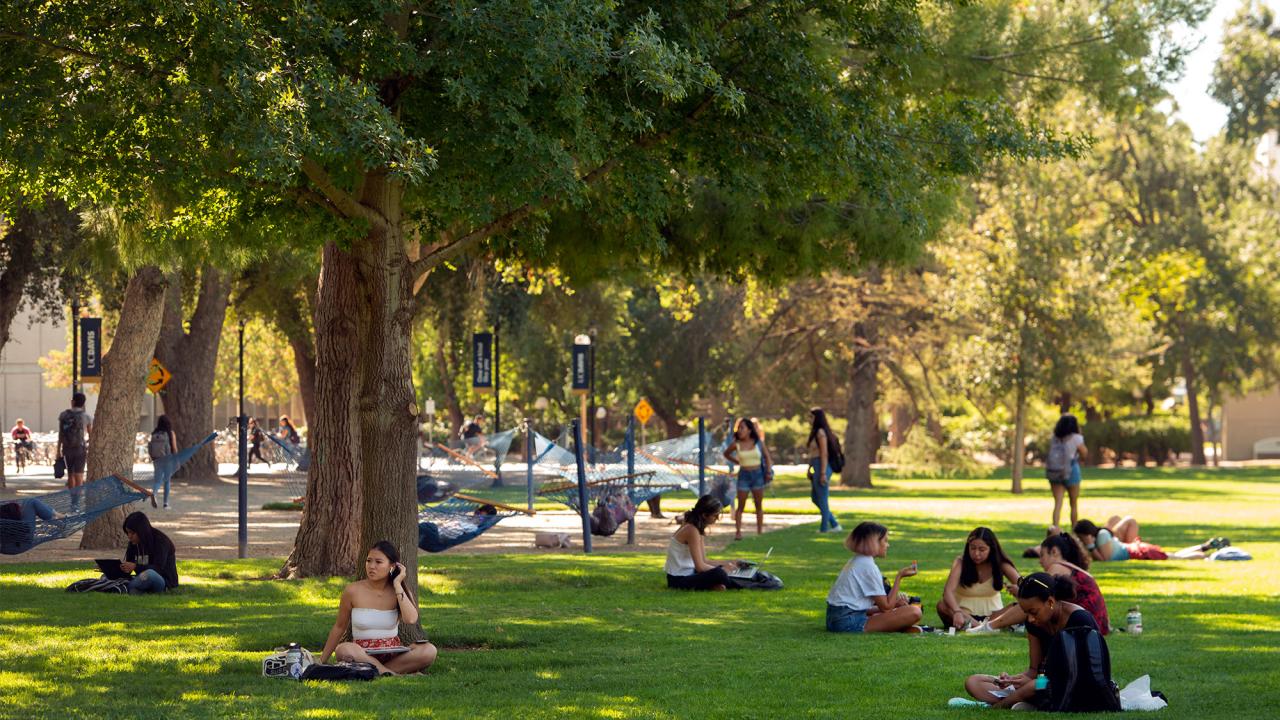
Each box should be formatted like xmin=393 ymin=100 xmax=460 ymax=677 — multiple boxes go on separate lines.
xmin=407 ymin=93 xmax=720 ymax=286
xmin=300 ymin=158 xmax=390 ymax=231
xmin=0 ymin=29 xmax=154 ymax=76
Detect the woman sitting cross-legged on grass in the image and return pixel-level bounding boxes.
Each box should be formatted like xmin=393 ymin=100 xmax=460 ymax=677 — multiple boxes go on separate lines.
xmin=971 ymin=533 xmax=1109 ymax=635
xmin=962 ymin=572 xmax=1109 ymax=709
xmin=936 ymin=527 xmax=1021 ymax=630
xmin=665 ymin=495 xmax=741 ymax=591
xmin=120 ymin=511 xmax=179 ymax=594
xmin=319 ymin=540 xmax=438 ymax=675
xmin=826 ymin=521 xmax=922 ymax=633
xmin=1074 ymin=517 xmax=1227 ymax=562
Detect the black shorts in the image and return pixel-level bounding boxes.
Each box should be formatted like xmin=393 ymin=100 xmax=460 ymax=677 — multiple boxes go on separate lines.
xmin=667 ymin=567 xmax=733 ymax=591
xmin=63 ymin=448 xmax=88 ymax=473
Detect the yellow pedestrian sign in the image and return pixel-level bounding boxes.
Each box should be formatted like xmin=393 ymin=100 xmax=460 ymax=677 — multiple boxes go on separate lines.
xmin=147 ymin=358 xmax=172 ymax=393
xmin=634 ymin=398 xmax=655 ymax=425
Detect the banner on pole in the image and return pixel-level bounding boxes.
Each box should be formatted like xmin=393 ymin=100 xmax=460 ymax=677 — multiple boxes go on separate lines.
xmin=473 ymin=332 xmax=493 ymax=391
xmin=571 ymin=342 xmax=592 ymax=394
xmin=79 ymin=317 xmax=102 ymax=382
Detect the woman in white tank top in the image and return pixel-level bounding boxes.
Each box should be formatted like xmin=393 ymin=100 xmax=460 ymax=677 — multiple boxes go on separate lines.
xmin=665 ymin=495 xmax=741 ymax=591
xmin=318 ymin=540 xmax=438 ymax=675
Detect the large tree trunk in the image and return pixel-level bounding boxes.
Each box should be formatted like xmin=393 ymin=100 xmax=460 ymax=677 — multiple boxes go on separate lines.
xmin=434 ymin=342 xmax=465 ymax=436
xmin=842 ymin=321 xmax=879 ymax=488
xmin=1010 ymin=381 xmax=1027 ymax=494
xmin=0 ymin=213 xmax=37 ymax=490
xmin=354 ymin=174 xmax=421 ymax=590
xmin=271 ymin=289 xmax=318 ymax=426
xmin=280 ymin=242 xmax=363 ymax=578
xmin=1181 ymin=345 xmax=1207 ymax=466
xmin=154 ymin=266 xmax=230 ymax=480
xmin=80 ymin=267 xmax=168 ymax=548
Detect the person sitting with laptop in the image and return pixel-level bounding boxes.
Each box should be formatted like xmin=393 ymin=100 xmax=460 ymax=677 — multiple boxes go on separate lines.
xmin=120 ymin=511 xmax=179 ymax=594
xmin=665 ymin=495 xmax=741 ymax=591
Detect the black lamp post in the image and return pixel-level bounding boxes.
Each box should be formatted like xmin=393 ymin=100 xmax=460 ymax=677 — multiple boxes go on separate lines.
xmin=237 ymin=318 xmax=248 ymax=559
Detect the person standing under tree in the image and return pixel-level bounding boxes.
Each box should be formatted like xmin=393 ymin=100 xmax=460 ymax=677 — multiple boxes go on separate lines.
xmin=1045 ymin=414 xmax=1086 ymax=529
xmin=56 ymin=392 xmax=92 ymax=511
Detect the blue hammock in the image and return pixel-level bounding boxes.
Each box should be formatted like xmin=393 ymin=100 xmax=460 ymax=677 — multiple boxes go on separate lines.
xmin=1 ymin=474 xmax=152 ymax=554
xmin=417 ymin=494 xmax=531 ymax=553
xmin=141 ymin=432 xmax=218 ymax=506
xmin=266 ymin=433 xmax=310 ymax=471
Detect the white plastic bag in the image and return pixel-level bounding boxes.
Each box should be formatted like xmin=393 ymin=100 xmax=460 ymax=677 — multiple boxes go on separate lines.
xmin=1119 ymin=675 xmax=1167 ymax=711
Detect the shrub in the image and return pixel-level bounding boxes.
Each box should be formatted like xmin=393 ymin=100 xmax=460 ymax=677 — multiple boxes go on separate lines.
xmin=1081 ymin=414 xmax=1190 ymax=465
xmin=880 ymin=427 xmax=995 ymax=478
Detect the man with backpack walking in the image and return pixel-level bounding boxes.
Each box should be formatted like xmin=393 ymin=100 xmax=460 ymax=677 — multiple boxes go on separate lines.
xmin=56 ymin=392 xmax=93 ymax=510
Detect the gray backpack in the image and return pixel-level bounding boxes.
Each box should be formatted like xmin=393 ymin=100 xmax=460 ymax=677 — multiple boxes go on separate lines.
xmin=1045 ymin=436 xmax=1073 ymax=481
xmin=148 ymin=431 xmax=171 ymax=461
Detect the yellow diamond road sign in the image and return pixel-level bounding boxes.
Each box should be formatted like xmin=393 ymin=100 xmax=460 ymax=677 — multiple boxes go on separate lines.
xmin=147 ymin=358 xmax=172 ymax=393
xmin=634 ymin=398 xmax=654 ymax=425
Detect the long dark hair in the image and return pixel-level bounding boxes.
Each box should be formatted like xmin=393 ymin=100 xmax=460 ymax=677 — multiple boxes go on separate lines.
xmin=959 ymin=527 xmax=1011 ymax=591
xmin=680 ymin=495 xmax=722 ymax=535
xmin=807 ymin=408 xmax=842 ymax=457
xmin=280 ymin=415 xmax=296 ymax=430
xmin=1054 ymin=414 xmax=1080 ymax=439
xmin=369 ymin=540 xmax=415 ymax=606
xmin=734 ymin=418 xmax=761 ymax=443
xmin=1017 ymin=571 xmax=1076 ymax=602
xmin=153 ymin=415 xmax=172 ymax=434
xmin=1042 ymin=532 xmax=1091 ymax=571
xmin=123 ymin=511 xmax=173 ymax=556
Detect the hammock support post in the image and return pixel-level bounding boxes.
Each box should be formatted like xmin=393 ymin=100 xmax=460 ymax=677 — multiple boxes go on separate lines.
xmin=525 ymin=420 xmax=534 ymax=513
xmin=697 ymin=416 xmax=706 ymax=497
xmin=626 ymin=415 xmax=636 ymax=545
xmin=573 ymin=419 xmax=592 ymax=554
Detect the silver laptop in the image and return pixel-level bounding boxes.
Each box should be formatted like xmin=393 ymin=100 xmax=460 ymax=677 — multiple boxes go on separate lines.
xmin=729 ymin=547 xmax=772 ymax=580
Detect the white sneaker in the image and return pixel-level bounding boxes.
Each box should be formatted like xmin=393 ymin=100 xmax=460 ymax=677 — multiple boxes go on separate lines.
xmin=966 ymin=620 xmax=999 ymax=635
xmin=830 ymin=523 xmax=843 ymax=533
xmin=1011 ymin=701 xmax=1036 ymax=711
xmin=163 ymin=503 xmax=171 ymax=510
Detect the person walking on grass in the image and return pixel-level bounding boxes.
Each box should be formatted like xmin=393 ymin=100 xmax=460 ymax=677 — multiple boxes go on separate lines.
xmin=56 ymin=392 xmax=92 ymax=511
xmin=1045 ymin=414 xmax=1086 ymax=529
xmin=806 ymin=407 xmax=843 ymax=533
xmin=825 ymin=521 xmax=922 ymax=633
xmin=724 ymin=418 xmax=772 ymax=541
xmin=319 ymin=540 xmax=438 ymax=675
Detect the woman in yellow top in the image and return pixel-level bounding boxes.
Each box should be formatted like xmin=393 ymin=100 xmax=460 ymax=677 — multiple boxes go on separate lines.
xmin=724 ymin=418 xmax=773 ymax=540
xmin=936 ymin=527 xmax=1021 ymax=630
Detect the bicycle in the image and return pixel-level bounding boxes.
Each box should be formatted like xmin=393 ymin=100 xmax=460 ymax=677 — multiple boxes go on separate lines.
xmin=13 ymin=440 xmax=35 ymax=474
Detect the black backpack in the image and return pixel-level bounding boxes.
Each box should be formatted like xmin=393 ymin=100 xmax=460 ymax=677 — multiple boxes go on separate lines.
xmin=59 ymin=410 xmax=87 ymax=452
xmin=66 ymin=578 xmax=130 ymax=593
xmin=1038 ymin=624 xmax=1122 ymax=712
xmin=300 ymin=662 xmax=379 ymax=681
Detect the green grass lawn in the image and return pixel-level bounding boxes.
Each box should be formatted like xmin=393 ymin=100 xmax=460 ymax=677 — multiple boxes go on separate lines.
xmin=2 ymin=467 xmax=1277 ymax=719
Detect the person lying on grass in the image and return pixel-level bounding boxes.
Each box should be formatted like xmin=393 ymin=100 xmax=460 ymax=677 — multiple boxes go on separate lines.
xmin=963 ymin=572 xmax=1109 ymax=709
xmin=1074 ymin=517 xmax=1228 ymax=562
xmin=936 ymin=527 xmax=1021 ymax=631
xmin=971 ymin=533 xmax=1109 ymax=635
xmin=826 ymin=521 xmax=922 ymax=633
xmin=319 ymin=540 xmax=438 ymax=675
xmin=665 ymin=495 xmax=742 ymax=591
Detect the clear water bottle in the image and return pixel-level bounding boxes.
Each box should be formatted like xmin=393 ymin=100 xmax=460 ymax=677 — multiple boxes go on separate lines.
xmin=1126 ymin=606 xmax=1143 ymax=635
xmin=285 ymin=643 xmax=302 ymax=678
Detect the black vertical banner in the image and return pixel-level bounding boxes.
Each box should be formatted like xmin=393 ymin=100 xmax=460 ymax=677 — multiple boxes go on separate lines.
xmin=80 ymin=317 xmax=103 ymax=380
xmin=473 ymin=332 xmax=493 ymax=390
xmin=571 ymin=342 xmax=592 ymax=392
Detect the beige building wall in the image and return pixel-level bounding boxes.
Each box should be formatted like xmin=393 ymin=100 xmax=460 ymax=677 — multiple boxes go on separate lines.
xmin=1221 ymin=387 xmax=1280 ymax=460
xmin=0 ymin=307 xmax=91 ymax=432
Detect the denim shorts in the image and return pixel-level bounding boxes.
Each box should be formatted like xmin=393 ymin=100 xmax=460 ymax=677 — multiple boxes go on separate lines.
xmin=737 ymin=466 xmax=767 ymax=492
xmin=1048 ymin=459 xmax=1082 ymax=487
xmin=826 ymin=603 xmax=869 ymax=633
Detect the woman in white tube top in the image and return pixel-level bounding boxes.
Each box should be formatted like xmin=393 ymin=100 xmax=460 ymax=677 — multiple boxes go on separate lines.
xmin=318 ymin=540 xmax=438 ymax=675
